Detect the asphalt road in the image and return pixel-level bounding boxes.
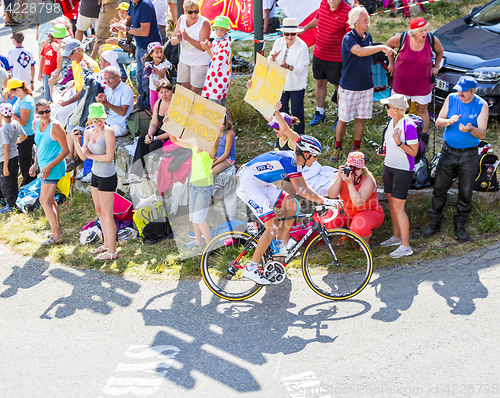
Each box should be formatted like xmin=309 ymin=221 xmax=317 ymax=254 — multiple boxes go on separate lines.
xmin=1 ymin=241 xmax=500 ymax=398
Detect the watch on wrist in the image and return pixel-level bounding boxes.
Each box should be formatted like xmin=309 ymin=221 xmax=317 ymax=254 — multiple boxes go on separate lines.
xmin=397 ymin=142 xmax=403 ymax=147
xmin=126 ymin=26 xmax=130 ymax=32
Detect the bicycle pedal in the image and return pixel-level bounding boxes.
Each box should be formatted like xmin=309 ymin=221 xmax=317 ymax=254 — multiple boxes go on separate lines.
xmin=263 ymin=261 xmax=287 ymax=285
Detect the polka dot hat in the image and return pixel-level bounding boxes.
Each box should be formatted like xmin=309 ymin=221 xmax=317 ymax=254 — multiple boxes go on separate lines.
xmin=0 ymin=103 xmax=14 ymax=118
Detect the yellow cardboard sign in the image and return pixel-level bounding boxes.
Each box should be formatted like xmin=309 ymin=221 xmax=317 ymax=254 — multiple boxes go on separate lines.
xmin=244 ymin=52 xmax=287 ymax=119
xmin=162 ymin=85 xmax=226 ymax=153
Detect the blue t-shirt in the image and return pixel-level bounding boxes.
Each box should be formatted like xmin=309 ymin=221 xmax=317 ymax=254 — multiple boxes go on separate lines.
xmin=245 ymin=151 xmax=302 ymax=184
xmin=13 ymin=95 xmax=35 ymax=137
xmin=340 ymin=30 xmax=374 ymax=91
xmin=129 ymin=0 xmax=162 ymax=49
xmin=443 ymin=93 xmax=486 ymax=149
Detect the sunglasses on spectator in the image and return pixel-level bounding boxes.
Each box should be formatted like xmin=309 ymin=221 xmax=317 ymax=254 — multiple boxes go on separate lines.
xmin=384 ymin=104 xmax=397 ymax=110
xmin=92 ymin=118 xmax=105 ymax=122
xmin=187 ymin=9 xmax=199 ymax=14
xmin=283 ymin=32 xmax=297 ymax=37
xmin=37 ymin=109 xmax=51 ymax=115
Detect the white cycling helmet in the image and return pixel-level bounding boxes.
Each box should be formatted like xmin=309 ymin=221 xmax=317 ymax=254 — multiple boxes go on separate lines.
xmin=296 ymin=135 xmax=322 ymax=155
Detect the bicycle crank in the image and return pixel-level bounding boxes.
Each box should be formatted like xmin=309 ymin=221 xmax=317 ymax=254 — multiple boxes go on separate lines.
xmin=263 ymin=261 xmax=287 ymax=285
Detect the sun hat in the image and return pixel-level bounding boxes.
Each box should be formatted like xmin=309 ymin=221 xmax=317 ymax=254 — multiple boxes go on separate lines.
xmin=88 ymin=103 xmax=107 ymax=120
xmin=116 ymin=2 xmax=130 ymax=10
xmin=410 ymin=17 xmax=428 ymax=30
xmin=346 ymin=152 xmax=365 ymax=169
xmin=213 ymin=15 xmax=231 ymax=30
xmin=101 ymin=50 xmax=119 ymax=68
xmin=147 ymin=42 xmax=163 ymax=53
xmin=3 ymin=78 xmax=24 ymax=93
xmin=380 ymin=93 xmax=409 ymax=110
xmin=62 ymin=38 xmax=82 ymax=56
xmin=0 ymin=103 xmax=14 ymax=117
xmin=267 ymin=113 xmax=293 ymax=129
xmin=51 ymin=24 xmax=69 ymax=39
xmin=277 ymin=18 xmax=304 ymax=34
xmin=453 ymin=76 xmax=478 ymax=92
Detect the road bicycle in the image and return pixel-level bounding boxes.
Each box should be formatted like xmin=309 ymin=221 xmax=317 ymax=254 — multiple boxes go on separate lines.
xmin=200 ymin=204 xmax=373 ymax=301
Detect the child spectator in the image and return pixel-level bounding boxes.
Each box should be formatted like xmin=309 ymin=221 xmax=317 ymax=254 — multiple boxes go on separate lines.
xmin=0 ymin=103 xmax=27 ymax=214
xmin=39 ymin=25 xmax=68 ymax=102
xmin=143 ymin=42 xmax=170 ymax=108
xmin=169 ymin=132 xmax=221 ymax=252
xmin=201 ymin=15 xmax=232 ymax=106
xmin=212 ymin=117 xmax=235 ymax=176
xmin=114 ymin=2 xmax=130 ymax=39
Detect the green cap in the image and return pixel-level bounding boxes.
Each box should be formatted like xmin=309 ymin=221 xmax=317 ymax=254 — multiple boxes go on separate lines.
xmin=51 ymin=24 xmax=69 ymax=39
xmin=88 ymin=103 xmax=107 ymax=120
xmin=213 ymin=15 xmax=231 ymax=31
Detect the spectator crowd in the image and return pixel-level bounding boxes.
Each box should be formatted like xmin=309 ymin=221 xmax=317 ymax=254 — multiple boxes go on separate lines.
xmin=0 ymin=0 xmax=489 ymax=264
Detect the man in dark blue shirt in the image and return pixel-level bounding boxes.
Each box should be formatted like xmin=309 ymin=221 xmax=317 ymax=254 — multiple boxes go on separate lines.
xmin=111 ymin=0 xmax=161 ymax=109
xmin=331 ymin=6 xmax=395 ymax=163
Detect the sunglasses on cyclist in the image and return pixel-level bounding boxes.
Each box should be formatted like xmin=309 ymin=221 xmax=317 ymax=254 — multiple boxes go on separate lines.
xmin=187 ymin=9 xmax=199 ymax=14
xmin=283 ymin=32 xmax=297 ymax=37
xmin=37 ymin=109 xmax=51 ymax=115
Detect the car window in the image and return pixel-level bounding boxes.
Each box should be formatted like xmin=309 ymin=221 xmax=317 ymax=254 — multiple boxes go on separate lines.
xmin=473 ymin=0 xmax=500 ymax=28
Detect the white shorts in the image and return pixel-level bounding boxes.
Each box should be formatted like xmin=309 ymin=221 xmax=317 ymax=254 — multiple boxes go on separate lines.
xmin=108 ymin=123 xmax=128 ymax=137
xmin=76 ymin=15 xmax=97 ymax=32
xmin=392 ymin=89 xmax=432 ymax=105
xmin=177 ymin=61 xmax=209 ymax=89
xmin=236 ymin=169 xmax=285 ymax=224
xmin=338 ymin=87 xmax=374 ymax=123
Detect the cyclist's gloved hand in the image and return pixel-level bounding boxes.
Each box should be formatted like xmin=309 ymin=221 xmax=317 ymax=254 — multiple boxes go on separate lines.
xmin=323 ymin=198 xmax=339 ymax=208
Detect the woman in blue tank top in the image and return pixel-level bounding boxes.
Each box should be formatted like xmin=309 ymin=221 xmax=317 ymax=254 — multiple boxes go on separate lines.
xmin=73 ymin=103 xmax=118 ymax=261
xmin=28 ymin=99 xmax=70 ymax=246
xmin=212 ymin=116 xmax=236 ymax=176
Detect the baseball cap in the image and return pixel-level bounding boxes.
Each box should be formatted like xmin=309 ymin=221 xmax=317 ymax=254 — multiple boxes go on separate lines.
xmin=267 ymin=113 xmax=293 ymax=129
xmin=410 ymin=17 xmax=427 ymax=30
xmin=117 ymin=2 xmax=130 ymax=10
xmin=346 ymin=152 xmax=365 ymax=169
xmin=380 ymin=93 xmax=409 ymax=110
xmin=453 ymin=76 xmax=478 ymax=92
xmin=0 ymin=103 xmax=14 ymax=117
xmin=3 ymin=78 xmax=24 ymax=93
xmin=62 ymin=38 xmax=82 ymax=57
xmin=147 ymin=42 xmax=163 ymax=53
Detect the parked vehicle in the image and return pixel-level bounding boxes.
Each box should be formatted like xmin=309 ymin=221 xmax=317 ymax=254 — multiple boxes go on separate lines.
xmin=433 ymin=0 xmax=500 ymax=117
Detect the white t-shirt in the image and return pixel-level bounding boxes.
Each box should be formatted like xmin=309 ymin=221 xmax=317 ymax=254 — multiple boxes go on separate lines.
xmin=384 ymin=116 xmax=419 ymax=171
xmin=0 ymin=120 xmax=26 ymax=162
xmin=149 ymin=60 xmax=170 ymax=91
xmin=8 ymin=47 xmax=36 ymax=83
xmin=152 ymin=0 xmax=168 ymax=26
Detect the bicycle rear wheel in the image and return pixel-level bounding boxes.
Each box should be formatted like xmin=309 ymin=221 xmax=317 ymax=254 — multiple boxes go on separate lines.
xmin=302 ymin=229 xmax=373 ymax=300
xmin=201 ymin=231 xmax=266 ymax=301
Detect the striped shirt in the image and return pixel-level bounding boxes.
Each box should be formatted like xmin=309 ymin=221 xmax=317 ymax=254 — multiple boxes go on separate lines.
xmin=314 ymin=0 xmax=351 ymax=62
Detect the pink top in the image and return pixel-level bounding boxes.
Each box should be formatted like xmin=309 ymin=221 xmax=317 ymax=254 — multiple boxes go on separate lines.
xmin=392 ymin=33 xmax=434 ymax=97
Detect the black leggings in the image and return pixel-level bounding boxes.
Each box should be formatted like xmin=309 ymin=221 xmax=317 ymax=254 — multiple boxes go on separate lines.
xmin=17 ymin=135 xmax=36 ymax=187
xmin=129 ymin=133 xmax=166 ymax=177
xmin=0 ymin=156 xmax=19 ymax=207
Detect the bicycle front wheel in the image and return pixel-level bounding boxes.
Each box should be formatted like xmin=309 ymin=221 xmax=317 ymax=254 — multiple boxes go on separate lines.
xmin=302 ymin=229 xmax=373 ymax=300
xmin=201 ymin=231 xmax=266 ymax=301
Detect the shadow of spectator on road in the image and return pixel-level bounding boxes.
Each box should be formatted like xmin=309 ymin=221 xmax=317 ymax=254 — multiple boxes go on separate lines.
xmin=371 ymin=246 xmax=494 ymax=322
xmin=40 ymin=268 xmax=140 ymax=319
xmin=138 ymin=278 xmax=371 ymax=393
xmin=1 ymin=257 xmax=49 ymax=298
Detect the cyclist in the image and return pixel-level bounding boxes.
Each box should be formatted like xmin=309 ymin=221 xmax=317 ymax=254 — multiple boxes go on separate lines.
xmin=236 ymin=135 xmax=338 ymax=285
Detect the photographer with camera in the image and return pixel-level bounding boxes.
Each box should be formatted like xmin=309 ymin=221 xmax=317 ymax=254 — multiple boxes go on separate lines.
xmin=327 ymin=151 xmax=384 ymax=246
xmin=378 ymin=94 xmax=419 ymax=258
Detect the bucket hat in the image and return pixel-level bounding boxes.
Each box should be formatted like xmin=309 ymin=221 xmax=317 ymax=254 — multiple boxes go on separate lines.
xmin=88 ymin=103 xmax=107 ymax=120
xmin=213 ymin=15 xmax=231 ymax=30
xmin=51 ymin=24 xmax=69 ymax=39
xmin=346 ymin=152 xmax=365 ymax=169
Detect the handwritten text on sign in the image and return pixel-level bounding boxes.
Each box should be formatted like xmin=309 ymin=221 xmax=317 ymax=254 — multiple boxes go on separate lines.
xmin=162 ymin=85 xmax=226 ymax=154
xmin=244 ymin=53 xmax=287 ymax=119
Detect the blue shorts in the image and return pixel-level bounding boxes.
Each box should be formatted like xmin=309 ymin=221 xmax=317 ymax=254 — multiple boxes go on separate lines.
xmin=189 ymin=184 xmax=212 ymax=224
xmin=41 ymin=177 xmax=59 ymax=185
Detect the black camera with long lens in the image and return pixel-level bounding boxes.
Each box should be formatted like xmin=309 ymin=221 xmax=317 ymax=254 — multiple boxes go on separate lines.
xmin=343 ymin=166 xmax=352 ymax=176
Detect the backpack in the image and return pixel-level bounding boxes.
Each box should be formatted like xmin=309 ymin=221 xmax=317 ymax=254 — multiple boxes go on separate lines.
xmin=380 ymin=114 xmax=425 ymax=162
xmin=142 ymin=220 xmax=174 ymax=243
xmin=410 ymin=156 xmax=431 ymax=189
xmin=474 ymin=153 xmax=500 ymax=192
xmin=127 ymin=109 xmax=152 ymax=137
xmin=398 ymin=31 xmax=436 ymax=55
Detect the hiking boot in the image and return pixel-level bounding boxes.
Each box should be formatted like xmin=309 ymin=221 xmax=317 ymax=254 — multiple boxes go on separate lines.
xmin=389 ymin=245 xmax=413 ymax=258
xmin=454 ymin=225 xmax=470 ymax=242
xmin=330 ymin=147 xmax=342 ymax=163
xmin=242 ymin=267 xmax=271 ymax=285
xmin=309 ymin=111 xmax=326 ymax=127
xmin=380 ymin=236 xmax=402 ymax=247
xmin=423 ymin=224 xmax=441 ymax=238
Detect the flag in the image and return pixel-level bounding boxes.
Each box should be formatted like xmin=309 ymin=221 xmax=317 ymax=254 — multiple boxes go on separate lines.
xmin=200 ymin=0 xmax=254 ymax=33
xmin=278 ymin=0 xmax=321 ymax=47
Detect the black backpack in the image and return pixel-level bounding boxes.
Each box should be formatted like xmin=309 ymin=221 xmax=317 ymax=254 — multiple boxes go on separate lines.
xmin=398 ymin=31 xmax=436 ymax=55
xmin=142 ymin=219 xmax=174 ymax=243
xmin=474 ymin=153 xmax=500 ymax=192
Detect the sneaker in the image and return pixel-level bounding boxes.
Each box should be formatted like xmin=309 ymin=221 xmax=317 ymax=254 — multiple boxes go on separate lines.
xmin=242 ymin=267 xmax=271 ymax=285
xmin=272 ymin=245 xmax=289 ymax=258
xmin=0 ymin=205 xmax=14 ymax=214
xmin=75 ymin=169 xmax=85 ymax=180
xmin=122 ymin=174 xmax=142 ymax=185
xmin=330 ymin=147 xmax=342 ymax=163
xmin=389 ymin=245 xmax=413 ymax=258
xmin=380 ymin=236 xmax=402 ymax=247
xmin=81 ymin=172 xmax=92 ymax=183
xmin=309 ymin=111 xmax=326 ymax=127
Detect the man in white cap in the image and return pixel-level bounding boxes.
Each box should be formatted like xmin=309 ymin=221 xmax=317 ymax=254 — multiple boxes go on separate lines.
xmin=423 ymin=76 xmax=488 ymax=242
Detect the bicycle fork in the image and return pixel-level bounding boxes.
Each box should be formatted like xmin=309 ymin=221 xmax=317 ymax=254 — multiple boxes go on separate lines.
xmin=319 ymin=230 xmax=340 ymax=266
